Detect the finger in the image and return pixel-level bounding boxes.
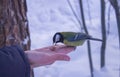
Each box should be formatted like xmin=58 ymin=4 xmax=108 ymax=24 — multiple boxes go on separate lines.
xmin=52 ymin=53 xmax=70 ymax=61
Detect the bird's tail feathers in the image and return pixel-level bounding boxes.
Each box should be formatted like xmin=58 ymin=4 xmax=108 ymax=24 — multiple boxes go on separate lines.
xmin=87 ymin=37 xmax=103 ymax=41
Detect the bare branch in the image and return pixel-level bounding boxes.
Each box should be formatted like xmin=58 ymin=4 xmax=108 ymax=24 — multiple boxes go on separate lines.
xmin=79 ymin=0 xmax=93 ymax=77
xmin=67 ymin=0 xmax=83 ymax=31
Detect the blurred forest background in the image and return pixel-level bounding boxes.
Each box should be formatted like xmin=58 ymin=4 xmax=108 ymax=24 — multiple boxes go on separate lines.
xmin=69 ymin=0 xmax=120 ymax=77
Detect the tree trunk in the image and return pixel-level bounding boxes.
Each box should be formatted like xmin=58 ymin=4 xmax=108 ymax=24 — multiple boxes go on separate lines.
xmin=100 ymin=0 xmax=106 ymax=68
xmin=0 ymin=0 xmax=31 ymax=51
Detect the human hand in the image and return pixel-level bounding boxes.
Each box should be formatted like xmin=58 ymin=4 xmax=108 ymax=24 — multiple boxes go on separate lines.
xmin=25 ymin=45 xmax=75 ymax=68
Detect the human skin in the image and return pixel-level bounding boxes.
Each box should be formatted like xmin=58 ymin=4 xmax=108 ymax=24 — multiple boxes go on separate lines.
xmin=25 ymin=45 xmax=75 ymax=68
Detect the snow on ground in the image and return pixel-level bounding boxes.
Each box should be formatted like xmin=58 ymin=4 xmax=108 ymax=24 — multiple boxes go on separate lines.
xmin=27 ymin=0 xmax=120 ymax=77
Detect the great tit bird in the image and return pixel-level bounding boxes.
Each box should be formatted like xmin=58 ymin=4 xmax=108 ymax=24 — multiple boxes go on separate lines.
xmin=53 ymin=32 xmax=102 ymax=46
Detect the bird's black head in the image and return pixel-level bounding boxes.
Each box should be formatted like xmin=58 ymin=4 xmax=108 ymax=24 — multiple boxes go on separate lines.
xmin=53 ymin=32 xmax=64 ymax=44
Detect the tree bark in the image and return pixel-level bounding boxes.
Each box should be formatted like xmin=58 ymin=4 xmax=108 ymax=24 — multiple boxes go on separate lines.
xmin=0 ymin=0 xmax=31 ymax=51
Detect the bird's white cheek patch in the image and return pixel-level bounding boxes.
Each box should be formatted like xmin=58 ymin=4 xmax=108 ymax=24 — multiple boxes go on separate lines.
xmin=55 ymin=34 xmax=60 ymax=42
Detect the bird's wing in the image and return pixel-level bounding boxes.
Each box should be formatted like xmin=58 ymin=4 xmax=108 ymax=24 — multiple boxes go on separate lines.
xmin=67 ymin=33 xmax=91 ymax=41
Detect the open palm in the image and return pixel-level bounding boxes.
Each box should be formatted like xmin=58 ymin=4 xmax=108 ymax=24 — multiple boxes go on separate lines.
xmin=26 ymin=45 xmax=75 ymax=68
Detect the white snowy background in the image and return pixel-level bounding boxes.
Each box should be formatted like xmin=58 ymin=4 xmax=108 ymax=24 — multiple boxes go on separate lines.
xmin=26 ymin=0 xmax=120 ymax=77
